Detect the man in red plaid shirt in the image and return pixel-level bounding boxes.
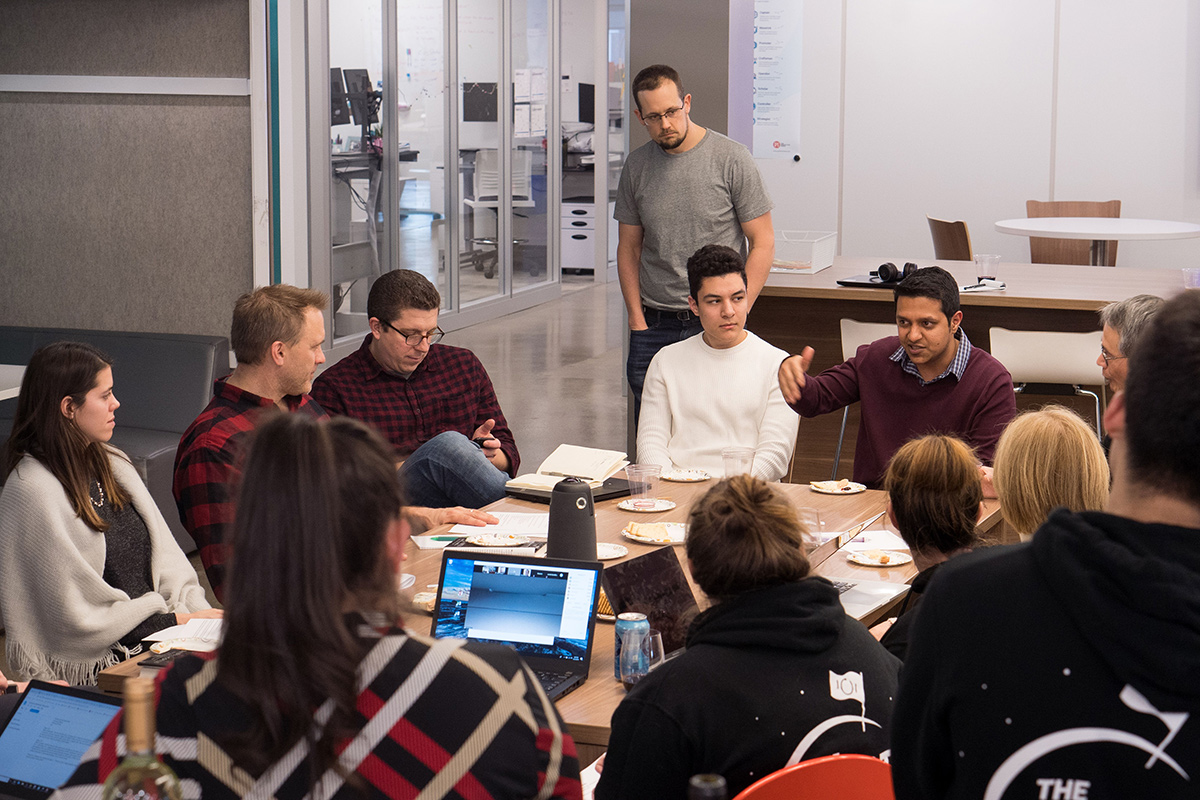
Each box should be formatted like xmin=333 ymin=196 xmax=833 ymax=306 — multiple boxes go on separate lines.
xmin=312 ymin=270 xmax=520 ymax=510
xmin=175 ymin=284 xmax=496 ymax=601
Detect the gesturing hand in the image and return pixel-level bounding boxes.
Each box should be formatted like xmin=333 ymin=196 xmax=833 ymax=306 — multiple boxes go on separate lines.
xmin=778 ymin=346 xmax=815 ymax=405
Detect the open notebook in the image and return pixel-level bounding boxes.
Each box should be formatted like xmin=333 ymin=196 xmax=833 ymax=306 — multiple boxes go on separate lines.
xmin=505 ymin=444 xmax=628 ymax=491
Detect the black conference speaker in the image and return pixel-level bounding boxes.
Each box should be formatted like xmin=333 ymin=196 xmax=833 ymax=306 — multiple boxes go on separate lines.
xmin=546 ymin=477 xmax=597 ymax=561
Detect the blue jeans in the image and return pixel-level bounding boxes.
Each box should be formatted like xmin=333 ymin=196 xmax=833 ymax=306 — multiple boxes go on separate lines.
xmin=626 ymin=309 xmax=703 ymax=427
xmin=399 ymin=431 xmax=510 ymax=508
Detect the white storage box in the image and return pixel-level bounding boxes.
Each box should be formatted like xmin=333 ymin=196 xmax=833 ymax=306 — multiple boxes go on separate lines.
xmin=772 ymin=231 xmax=837 ymax=274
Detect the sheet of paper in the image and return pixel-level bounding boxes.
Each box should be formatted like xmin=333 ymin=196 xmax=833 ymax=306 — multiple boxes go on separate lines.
xmin=580 ymin=755 xmax=602 ymax=800
xmin=841 ymin=529 xmax=910 ymax=553
xmin=531 ymin=68 xmax=547 ymax=101
xmin=514 ymin=103 xmax=531 ymax=137
xmin=450 ymin=511 xmax=549 ymax=538
xmin=514 ymin=68 xmax=531 ymax=102
xmin=143 ymin=618 xmax=224 ymax=652
xmin=530 ymin=102 xmax=547 ymax=137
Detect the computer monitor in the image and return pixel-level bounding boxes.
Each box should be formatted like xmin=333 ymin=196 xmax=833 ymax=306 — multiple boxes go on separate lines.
xmin=578 ymin=82 xmax=595 ymax=125
xmin=343 ymin=68 xmax=379 ymax=127
xmin=330 ymin=68 xmax=351 ymax=126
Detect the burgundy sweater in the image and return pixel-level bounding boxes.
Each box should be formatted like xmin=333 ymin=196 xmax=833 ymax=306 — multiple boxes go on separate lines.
xmin=791 ymin=335 xmax=1016 ymax=486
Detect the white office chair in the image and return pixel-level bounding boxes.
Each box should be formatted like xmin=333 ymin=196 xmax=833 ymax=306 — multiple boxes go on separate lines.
xmin=831 ymin=320 xmax=895 ymax=480
xmin=462 ymin=149 xmax=535 ymax=278
xmin=988 ymin=327 xmax=1105 ymax=438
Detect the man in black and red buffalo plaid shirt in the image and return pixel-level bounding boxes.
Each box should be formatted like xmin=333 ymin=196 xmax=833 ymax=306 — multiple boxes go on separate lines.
xmin=174 ymin=284 xmax=496 ymax=602
xmin=312 ymin=269 xmax=521 ymax=512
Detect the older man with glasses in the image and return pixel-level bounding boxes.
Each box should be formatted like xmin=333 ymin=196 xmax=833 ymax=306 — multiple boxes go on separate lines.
xmin=1095 ymin=293 xmax=1165 ymax=454
xmin=1097 ymin=294 xmax=1165 ymax=394
xmin=615 ymin=64 xmax=775 ymax=426
xmin=312 ymin=269 xmax=517 ymax=514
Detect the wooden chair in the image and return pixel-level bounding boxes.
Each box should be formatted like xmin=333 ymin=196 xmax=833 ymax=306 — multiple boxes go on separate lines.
xmin=731 ymin=754 xmax=895 ymax=800
xmin=1026 ymin=199 xmax=1121 ymax=266
xmin=927 ymin=215 xmax=973 ymax=261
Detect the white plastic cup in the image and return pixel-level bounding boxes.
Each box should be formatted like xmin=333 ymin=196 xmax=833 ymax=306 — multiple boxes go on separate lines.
xmin=974 ymin=254 xmax=1002 ymax=282
xmin=1182 ymin=268 xmax=1200 ymax=289
xmin=721 ymin=446 xmax=756 ymax=477
xmin=624 ymin=464 xmax=662 ymax=510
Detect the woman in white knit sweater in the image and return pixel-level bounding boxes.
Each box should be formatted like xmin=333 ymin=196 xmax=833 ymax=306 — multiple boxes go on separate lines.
xmin=0 ymin=342 xmax=218 ymax=683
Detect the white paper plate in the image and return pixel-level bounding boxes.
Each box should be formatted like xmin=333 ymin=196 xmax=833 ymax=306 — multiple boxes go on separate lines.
xmin=846 ymin=549 xmax=912 ymax=567
xmin=621 ymin=522 xmax=687 ymax=545
xmin=809 ymin=480 xmax=867 ymax=495
xmin=466 ymin=533 xmax=532 ymax=547
xmin=596 ymin=542 xmax=629 ymax=560
xmin=617 ymin=498 xmax=677 ymax=513
xmin=662 ymin=468 xmax=711 ymax=482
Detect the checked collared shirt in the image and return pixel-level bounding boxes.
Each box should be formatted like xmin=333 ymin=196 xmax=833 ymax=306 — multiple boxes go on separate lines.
xmin=172 ymin=378 xmax=326 ymax=601
xmin=311 ymin=335 xmax=519 ymax=475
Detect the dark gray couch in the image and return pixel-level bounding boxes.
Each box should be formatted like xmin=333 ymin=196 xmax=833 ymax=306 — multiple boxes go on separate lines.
xmin=0 ymin=327 xmax=231 ymax=554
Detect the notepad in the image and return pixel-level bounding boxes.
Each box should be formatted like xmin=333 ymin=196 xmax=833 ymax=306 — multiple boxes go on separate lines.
xmin=505 ymin=444 xmax=628 ymax=491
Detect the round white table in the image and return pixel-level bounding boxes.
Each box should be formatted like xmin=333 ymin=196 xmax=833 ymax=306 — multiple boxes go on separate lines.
xmin=995 ymin=217 xmax=1200 ymax=266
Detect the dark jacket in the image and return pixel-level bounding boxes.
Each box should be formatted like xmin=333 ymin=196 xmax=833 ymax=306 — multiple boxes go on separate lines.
xmin=892 ymin=509 xmax=1200 ymax=799
xmin=879 ymin=561 xmax=943 ymax=661
xmin=596 ymin=578 xmax=900 ymax=800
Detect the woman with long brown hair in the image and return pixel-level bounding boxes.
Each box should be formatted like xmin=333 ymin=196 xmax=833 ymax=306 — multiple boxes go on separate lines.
xmin=57 ymin=412 xmax=581 ymax=799
xmin=0 ymin=342 xmax=215 ymax=683
xmin=597 ymin=475 xmax=899 ymax=800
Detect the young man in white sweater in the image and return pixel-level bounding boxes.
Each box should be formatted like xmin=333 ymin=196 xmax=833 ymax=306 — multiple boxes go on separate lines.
xmin=636 ymin=244 xmax=798 ymax=480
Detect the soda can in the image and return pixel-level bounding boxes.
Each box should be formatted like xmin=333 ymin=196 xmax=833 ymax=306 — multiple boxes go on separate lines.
xmin=614 ymin=612 xmax=649 ymax=679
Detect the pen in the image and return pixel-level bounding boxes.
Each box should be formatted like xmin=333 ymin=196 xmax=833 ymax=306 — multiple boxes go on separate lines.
xmin=429 ymin=536 xmax=460 ymax=541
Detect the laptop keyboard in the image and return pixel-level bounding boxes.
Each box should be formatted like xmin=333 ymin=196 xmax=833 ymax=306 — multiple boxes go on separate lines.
xmin=832 ymin=580 xmax=856 ymax=594
xmin=533 ymin=669 xmax=574 ymax=695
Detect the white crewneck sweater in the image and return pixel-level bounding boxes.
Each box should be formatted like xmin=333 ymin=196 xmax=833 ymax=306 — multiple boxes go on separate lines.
xmin=636 ymin=331 xmax=799 ymax=480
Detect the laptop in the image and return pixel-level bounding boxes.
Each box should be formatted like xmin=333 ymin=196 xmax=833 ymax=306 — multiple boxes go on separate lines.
xmin=0 ymin=681 xmax=122 ymax=800
xmin=601 ymin=547 xmax=699 ymax=655
xmin=432 ymin=551 xmax=603 ymax=701
xmin=505 ymin=476 xmax=631 ymax=504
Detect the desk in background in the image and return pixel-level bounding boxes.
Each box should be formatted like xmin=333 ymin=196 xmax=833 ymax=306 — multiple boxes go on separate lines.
xmin=752 ymin=256 xmax=1187 ymax=483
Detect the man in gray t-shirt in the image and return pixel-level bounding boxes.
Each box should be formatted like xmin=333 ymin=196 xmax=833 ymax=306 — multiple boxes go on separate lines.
xmin=615 ymin=64 xmax=774 ymax=423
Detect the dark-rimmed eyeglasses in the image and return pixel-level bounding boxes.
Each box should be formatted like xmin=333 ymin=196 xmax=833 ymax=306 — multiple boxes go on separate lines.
xmin=641 ymin=106 xmax=684 ymax=126
xmin=1099 ymin=346 xmax=1126 ymax=367
xmin=383 ymin=319 xmax=444 ymax=346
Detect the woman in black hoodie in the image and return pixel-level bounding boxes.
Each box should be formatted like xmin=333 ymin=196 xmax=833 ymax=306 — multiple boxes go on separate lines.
xmin=595 ymin=475 xmax=900 ymax=800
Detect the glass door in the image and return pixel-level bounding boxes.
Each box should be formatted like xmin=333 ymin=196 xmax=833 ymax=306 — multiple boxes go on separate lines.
xmin=510 ymin=0 xmax=554 ymax=292
xmin=328 ymin=0 xmax=387 ymax=341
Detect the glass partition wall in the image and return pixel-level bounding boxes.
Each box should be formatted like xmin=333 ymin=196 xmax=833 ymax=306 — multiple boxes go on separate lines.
xmin=313 ymin=0 xmax=562 ymax=352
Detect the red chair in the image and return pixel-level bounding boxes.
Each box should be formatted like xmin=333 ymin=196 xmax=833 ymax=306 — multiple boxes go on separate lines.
xmin=731 ymin=754 xmax=895 ymax=800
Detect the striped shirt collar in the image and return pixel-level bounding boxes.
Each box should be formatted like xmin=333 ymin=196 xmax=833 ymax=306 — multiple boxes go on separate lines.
xmin=890 ymin=328 xmax=972 ymax=386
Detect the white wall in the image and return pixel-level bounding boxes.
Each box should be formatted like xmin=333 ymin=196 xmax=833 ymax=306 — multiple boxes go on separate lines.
xmin=746 ymin=0 xmax=1200 ymax=270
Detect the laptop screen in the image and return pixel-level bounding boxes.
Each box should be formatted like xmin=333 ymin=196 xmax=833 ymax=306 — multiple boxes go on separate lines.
xmin=600 ymin=547 xmax=699 ymax=654
xmin=433 ymin=553 xmax=600 ymax=666
xmin=0 ymin=682 xmax=122 ymax=799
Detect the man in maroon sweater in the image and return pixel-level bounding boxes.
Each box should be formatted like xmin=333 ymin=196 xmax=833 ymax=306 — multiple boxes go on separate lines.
xmin=778 ymin=266 xmax=1016 ymax=487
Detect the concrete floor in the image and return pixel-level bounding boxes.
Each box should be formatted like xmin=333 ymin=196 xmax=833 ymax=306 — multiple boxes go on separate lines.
xmin=445 ymin=276 xmax=628 ymax=469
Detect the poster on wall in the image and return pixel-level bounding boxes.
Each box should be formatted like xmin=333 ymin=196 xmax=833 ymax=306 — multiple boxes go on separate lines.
xmin=750 ymin=0 xmax=802 ymax=159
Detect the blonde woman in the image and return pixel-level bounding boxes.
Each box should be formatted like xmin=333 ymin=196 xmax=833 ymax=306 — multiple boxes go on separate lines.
xmin=992 ymin=406 xmax=1110 ymax=541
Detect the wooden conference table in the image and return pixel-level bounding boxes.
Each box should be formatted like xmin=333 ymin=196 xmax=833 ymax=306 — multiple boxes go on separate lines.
xmin=100 ymin=480 xmax=1002 ymax=763
xmin=751 ymin=256 xmax=1187 ymax=483
xmin=995 ymin=217 xmax=1200 ymax=267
